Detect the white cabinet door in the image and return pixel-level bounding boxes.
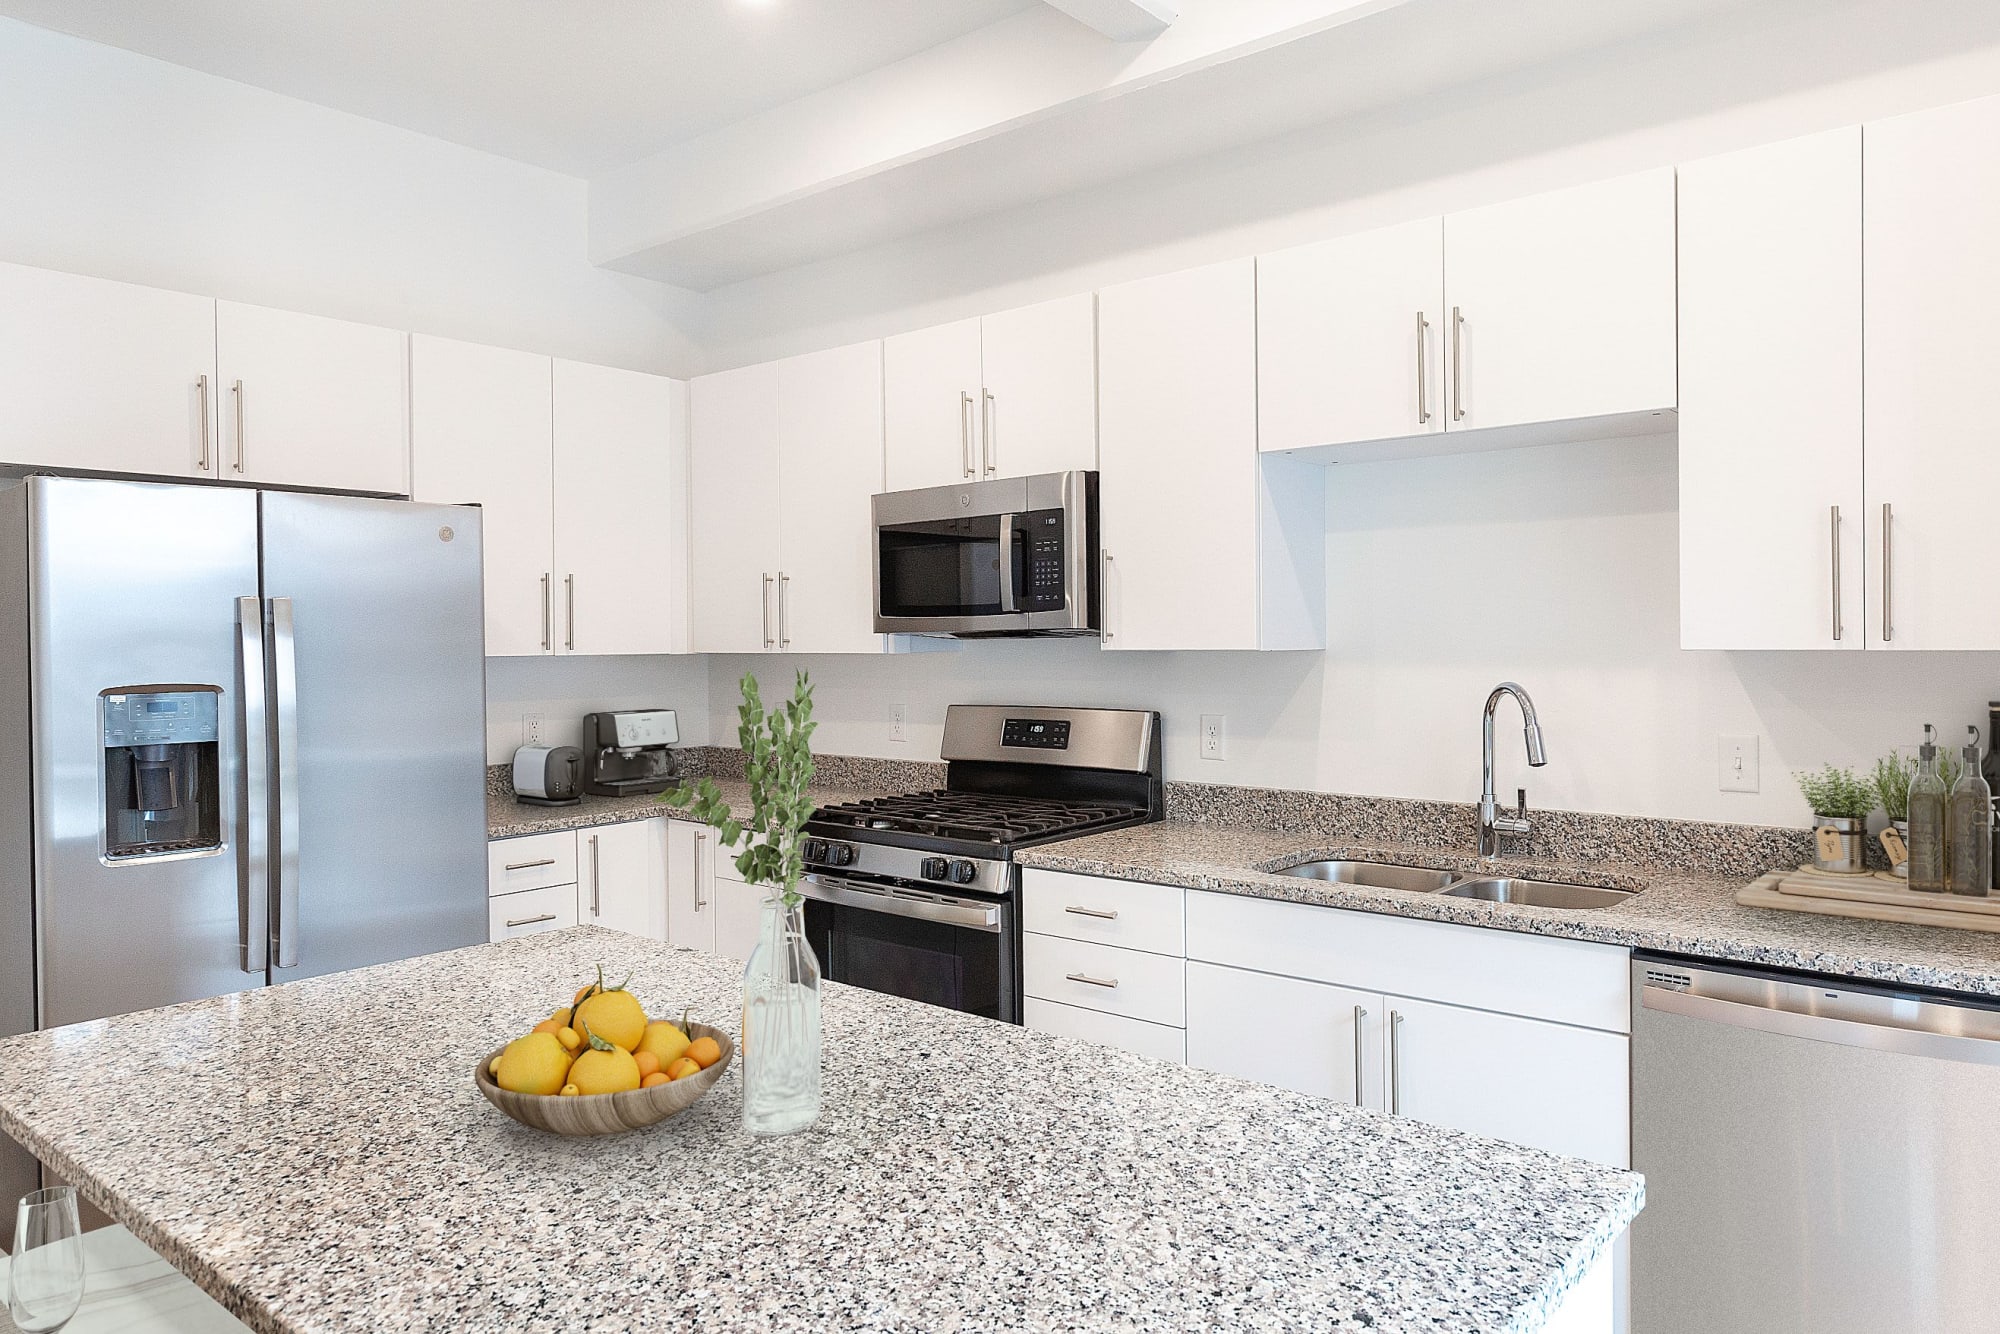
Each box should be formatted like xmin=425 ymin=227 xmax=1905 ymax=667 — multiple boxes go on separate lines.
xmin=1186 ymin=961 xmax=1383 ymax=1108
xmin=689 ymin=362 xmax=782 ymax=653
xmin=884 ymin=317 xmax=981 ymax=492
xmin=1258 ymin=218 xmax=1445 ymax=452
xmin=410 ymin=336 xmax=556 ymax=657
xmin=977 ymin=293 xmax=1097 ymax=479
xmin=1386 ymin=995 xmax=1630 ymax=1168
xmin=579 ymin=820 xmax=668 ymax=941
xmin=214 ymin=301 xmax=409 ymax=494
xmin=1864 ymin=93 xmax=2000 ymax=650
xmin=1678 ymin=129 xmax=1863 ymax=651
xmin=1443 ymin=169 xmax=1677 ymax=432
xmin=665 ymin=821 xmax=717 ymax=953
xmin=711 ymin=870 xmax=766 ymax=963
xmin=1097 ymin=259 xmax=1262 ymax=650
xmin=775 ymin=340 xmax=884 ymax=655
xmin=552 ymin=360 xmax=683 ymax=656
xmin=0 ymin=263 xmax=216 ymax=479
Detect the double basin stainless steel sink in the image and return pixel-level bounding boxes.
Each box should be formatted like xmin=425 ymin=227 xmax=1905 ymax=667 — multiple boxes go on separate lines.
xmin=1272 ymin=858 xmax=1637 ymax=909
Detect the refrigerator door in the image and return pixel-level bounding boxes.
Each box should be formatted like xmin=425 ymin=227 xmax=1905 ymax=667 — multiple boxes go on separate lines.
xmin=257 ymin=492 xmax=487 ymax=981
xmin=22 ymin=478 xmax=262 ymax=1026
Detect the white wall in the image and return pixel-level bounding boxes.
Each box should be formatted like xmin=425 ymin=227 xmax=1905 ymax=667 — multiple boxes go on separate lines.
xmin=713 ymin=435 xmax=2000 ymax=829
xmin=0 ymin=17 xmax=705 ymax=376
xmin=485 ymin=656 xmax=710 ymax=766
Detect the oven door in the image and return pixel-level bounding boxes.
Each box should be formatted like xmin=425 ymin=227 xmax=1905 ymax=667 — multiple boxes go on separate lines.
xmin=872 ymin=471 xmax=1096 ymax=636
xmin=800 ymin=874 xmax=1020 ymax=1024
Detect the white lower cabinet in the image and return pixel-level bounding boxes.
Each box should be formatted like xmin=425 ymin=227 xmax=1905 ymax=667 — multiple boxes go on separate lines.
xmin=1023 ymin=998 xmax=1184 ymax=1064
xmin=1185 ymin=962 xmax=1381 ymax=1107
xmin=488 ymin=883 xmax=579 ymax=941
xmin=711 ymin=867 xmax=766 ymax=963
xmin=666 ymin=820 xmax=719 ymax=953
xmin=488 ymin=824 xmax=666 ymax=944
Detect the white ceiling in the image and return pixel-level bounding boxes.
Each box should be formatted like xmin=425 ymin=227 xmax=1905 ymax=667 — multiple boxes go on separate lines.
xmin=0 ymin=0 xmax=1041 ymax=175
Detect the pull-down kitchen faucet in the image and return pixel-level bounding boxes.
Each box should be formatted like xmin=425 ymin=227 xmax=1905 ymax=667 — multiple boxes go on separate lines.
xmin=1480 ymin=682 xmax=1547 ymax=858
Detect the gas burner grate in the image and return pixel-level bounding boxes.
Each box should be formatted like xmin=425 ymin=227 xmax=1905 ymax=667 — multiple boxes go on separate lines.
xmin=812 ymin=789 xmax=1139 ymax=845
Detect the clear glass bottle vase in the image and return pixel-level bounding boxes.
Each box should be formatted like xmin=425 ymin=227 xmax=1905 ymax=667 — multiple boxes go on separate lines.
xmin=740 ymin=891 xmax=822 ymax=1136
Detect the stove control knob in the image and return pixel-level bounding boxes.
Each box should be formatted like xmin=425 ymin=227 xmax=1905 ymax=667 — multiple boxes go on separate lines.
xmin=920 ymin=857 xmax=950 ymax=881
xmin=803 ymin=839 xmax=828 ymax=864
xmin=827 ymin=843 xmax=856 ymax=868
xmin=949 ymin=860 xmax=979 ymax=885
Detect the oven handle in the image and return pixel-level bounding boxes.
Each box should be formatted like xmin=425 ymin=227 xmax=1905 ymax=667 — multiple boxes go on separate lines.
xmin=800 ymin=873 xmax=1005 ymax=933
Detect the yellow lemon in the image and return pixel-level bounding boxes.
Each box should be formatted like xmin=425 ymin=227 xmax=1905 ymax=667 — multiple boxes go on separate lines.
xmin=569 ymin=1045 xmax=642 ymax=1096
xmin=495 ymin=1032 xmax=571 ymax=1096
xmin=575 ymin=988 xmax=647 ymax=1052
xmin=636 ymin=1020 xmax=691 ymax=1069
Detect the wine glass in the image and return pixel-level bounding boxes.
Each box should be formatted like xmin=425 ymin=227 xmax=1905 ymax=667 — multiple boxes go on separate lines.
xmin=8 ymin=1187 xmax=85 ymax=1333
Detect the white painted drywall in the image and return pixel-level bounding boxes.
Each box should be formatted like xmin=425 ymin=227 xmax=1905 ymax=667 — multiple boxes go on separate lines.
xmin=484 ymin=656 xmax=711 ymax=766
xmin=0 ymin=17 xmax=704 ymax=376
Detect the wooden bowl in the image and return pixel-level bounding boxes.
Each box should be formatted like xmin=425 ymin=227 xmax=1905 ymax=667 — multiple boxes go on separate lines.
xmin=474 ymin=1024 xmax=735 ymax=1136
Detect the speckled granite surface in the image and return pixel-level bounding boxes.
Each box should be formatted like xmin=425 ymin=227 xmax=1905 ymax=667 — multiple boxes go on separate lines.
xmin=488 ymin=777 xmax=878 ymax=840
xmin=0 ymin=928 xmax=1639 ymax=1334
xmin=1017 ymin=822 xmax=2000 ymax=997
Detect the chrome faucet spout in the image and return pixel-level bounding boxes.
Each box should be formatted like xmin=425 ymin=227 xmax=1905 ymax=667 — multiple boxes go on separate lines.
xmin=1480 ymin=682 xmax=1547 ymax=858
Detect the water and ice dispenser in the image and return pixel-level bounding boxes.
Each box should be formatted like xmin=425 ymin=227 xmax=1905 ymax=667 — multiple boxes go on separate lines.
xmin=101 ymin=688 xmax=221 ymax=860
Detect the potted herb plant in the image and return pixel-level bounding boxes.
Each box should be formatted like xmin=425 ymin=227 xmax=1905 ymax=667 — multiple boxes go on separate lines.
xmin=663 ymin=671 xmax=822 ymax=1136
xmin=1794 ymin=764 xmax=1876 ymax=874
xmin=1874 ymin=752 xmax=1916 ymax=879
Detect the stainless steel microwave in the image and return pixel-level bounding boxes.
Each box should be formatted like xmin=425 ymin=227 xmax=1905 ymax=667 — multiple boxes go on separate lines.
xmin=872 ymin=471 xmax=1099 ymax=637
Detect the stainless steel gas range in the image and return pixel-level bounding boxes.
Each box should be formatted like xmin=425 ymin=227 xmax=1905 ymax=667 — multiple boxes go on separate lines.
xmin=799 ymin=705 xmax=1163 ymax=1023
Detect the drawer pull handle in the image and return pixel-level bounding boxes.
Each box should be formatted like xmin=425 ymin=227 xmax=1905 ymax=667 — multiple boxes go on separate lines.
xmin=505 ymin=913 xmax=557 ymax=928
xmin=1063 ymin=905 xmax=1119 ymax=920
xmin=504 ymin=858 xmax=558 ymax=871
xmin=1065 ymin=972 xmax=1119 ymax=989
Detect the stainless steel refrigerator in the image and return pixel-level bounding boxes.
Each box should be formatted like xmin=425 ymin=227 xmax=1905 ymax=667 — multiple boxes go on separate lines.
xmin=0 ymin=476 xmax=488 ymax=1208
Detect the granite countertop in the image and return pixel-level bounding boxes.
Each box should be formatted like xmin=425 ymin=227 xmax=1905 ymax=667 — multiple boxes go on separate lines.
xmin=0 ymin=927 xmax=1641 ymax=1334
xmin=487 ymin=781 xmax=872 ymax=840
xmin=1016 ymin=822 xmax=2000 ymax=997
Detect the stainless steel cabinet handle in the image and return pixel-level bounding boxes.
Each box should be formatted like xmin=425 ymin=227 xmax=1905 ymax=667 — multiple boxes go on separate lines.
xmin=588 ymin=834 xmax=601 ymax=917
xmin=982 ymin=389 xmax=997 ymax=476
xmin=231 ymin=379 xmax=247 ymax=473
xmin=504 ymin=858 xmax=557 ymax=872
xmin=1102 ymin=551 xmax=1115 ymax=643
xmin=505 ymin=913 xmax=557 ymax=929
xmin=1063 ymin=905 xmax=1119 ymax=920
xmin=1389 ymin=1009 xmax=1404 ymax=1114
xmin=778 ymin=571 xmax=791 ymax=649
xmin=564 ymin=574 xmax=576 ymax=651
xmin=1414 ymin=313 xmax=1430 ymax=425
xmin=196 ymin=374 xmax=212 ymax=471
xmin=960 ymin=391 xmax=976 ymax=478
xmin=1881 ymin=502 xmax=1893 ymax=643
xmin=1065 ymin=972 xmax=1119 ymax=989
xmin=1450 ymin=308 xmax=1465 ymax=422
xmin=694 ymin=830 xmax=708 ymax=910
xmin=540 ymin=573 xmax=551 ymax=652
xmin=269 ymin=596 xmax=301 ymax=970
xmin=236 ymin=596 xmax=269 ymax=975
xmin=761 ymin=573 xmax=775 ymax=649
xmin=1352 ymin=1004 xmax=1368 ymax=1106
xmin=1829 ymin=505 xmax=1843 ymax=642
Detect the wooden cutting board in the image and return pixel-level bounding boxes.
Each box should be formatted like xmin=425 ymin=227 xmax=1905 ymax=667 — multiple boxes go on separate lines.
xmin=1738 ymin=868 xmax=2000 ymax=933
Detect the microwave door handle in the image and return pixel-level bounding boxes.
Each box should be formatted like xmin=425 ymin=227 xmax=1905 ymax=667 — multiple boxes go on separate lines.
xmin=997 ymin=513 xmax=1019 ymax=613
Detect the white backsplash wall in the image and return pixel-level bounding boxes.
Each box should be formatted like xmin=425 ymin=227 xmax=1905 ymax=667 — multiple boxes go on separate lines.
xmin=484 ymin=655 xmax=711 ymax=766
xmin=711 ymin=436 xmax=2000 ymax=829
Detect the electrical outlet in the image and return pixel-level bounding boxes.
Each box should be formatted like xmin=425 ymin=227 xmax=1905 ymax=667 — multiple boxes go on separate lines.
xmin=1200 ymin=714 xmax=1226 ymax=761
xmin=890 ymin=704 xmax=909 ymax=744
xmin=1719 ymin=734 xmax=1759 ymax=793
xmin=522 ymin=713 xmax=545 ymax=748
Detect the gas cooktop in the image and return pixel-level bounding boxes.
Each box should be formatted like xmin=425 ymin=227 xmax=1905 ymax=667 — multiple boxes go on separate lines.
xmin=810 ymin=789 xmax=1144 ymax=850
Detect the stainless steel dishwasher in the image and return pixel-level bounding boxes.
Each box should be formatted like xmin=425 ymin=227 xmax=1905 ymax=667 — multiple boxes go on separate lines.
xmin=1631 ymin=953 xmax=2000 ymax=1333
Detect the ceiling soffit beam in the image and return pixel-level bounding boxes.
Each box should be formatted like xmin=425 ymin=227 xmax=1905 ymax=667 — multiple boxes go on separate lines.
xmin=1043 ymin=0 xmax=1178 ymax=42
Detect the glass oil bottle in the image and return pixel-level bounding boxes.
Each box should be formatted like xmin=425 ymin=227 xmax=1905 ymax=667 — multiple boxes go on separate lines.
xmin=1908 ymin=725 xmax=1948 ymax=894
xmin=1948 ymin=725 xmax=1994 ymax=896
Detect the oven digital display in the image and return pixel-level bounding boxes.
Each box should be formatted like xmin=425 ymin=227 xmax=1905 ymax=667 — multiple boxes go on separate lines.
xmin=1002 ymin=718 xmax=1071 ymax=750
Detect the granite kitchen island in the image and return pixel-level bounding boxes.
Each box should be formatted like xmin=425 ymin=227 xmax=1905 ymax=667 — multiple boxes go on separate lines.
xmin=0 ymin=927 xmax=1639 ymax=1333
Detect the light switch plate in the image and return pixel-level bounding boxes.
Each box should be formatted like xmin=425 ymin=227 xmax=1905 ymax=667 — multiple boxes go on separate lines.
xmin=1200 ymin=714 xmax=1226 ymax=761
xmin=1719 ymin=734 xmax=1759 ymax=793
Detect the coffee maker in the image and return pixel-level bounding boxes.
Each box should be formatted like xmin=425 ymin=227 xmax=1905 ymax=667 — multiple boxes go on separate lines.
xmin=582 ymin=710 xmax=680 ymax=797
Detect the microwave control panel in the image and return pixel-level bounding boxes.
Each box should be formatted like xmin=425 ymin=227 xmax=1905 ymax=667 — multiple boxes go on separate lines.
xmin=1019 ymin=509 xmax=1066 ymax=611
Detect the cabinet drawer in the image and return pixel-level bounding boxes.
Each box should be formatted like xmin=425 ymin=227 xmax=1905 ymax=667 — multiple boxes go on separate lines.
xmin=487 ymin=833 xmax=577 ymax=895
xmin=1023 ymin=934 xmax=1185 ymax=1027
xmin=488 ymin=884 xmax=579 ymax=941
xmin=1025 ymin=998 xmax=1185 ymax=1064
xmin=1186 ymin=889 xmax=1628 ymax=1033
xmin=1021 ymin=868 xmax=1185 ymax=956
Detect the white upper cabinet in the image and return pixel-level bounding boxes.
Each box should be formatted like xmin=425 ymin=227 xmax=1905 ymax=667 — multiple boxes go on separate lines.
xmin=1258 ymin=218 xmax=1445 ymax=452
xmin=883 ymin=295 xmax=1095 ymax=491
xmin=1678 ymin=129 xmax=1863 ymax=651
xmin=690 ymin=361 xmax=784 ymax=654
xmin=775 ymin=341 xmax=885 ymax=655
xmin=1864 ymin=93 xmax=2000 ymax=651
xmin=552 ymin=359 xmax=684 ymax=656
xmin=1442 ymin=169 xmax=1677 ymax=433
xmin=215 ymin=301 xmax=409 ymax=495
xmin=409 ymin=335 xmax=556 ymax=657
xmin=884 ymin=317 xmax=981 ymax=492
xmin=1097 ymin=258 xmax=1323 ymax=651
xmin=0 ymin=263 xmax=217 ymax=480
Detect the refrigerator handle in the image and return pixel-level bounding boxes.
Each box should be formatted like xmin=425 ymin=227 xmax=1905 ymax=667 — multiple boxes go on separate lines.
xmin=235 ymin=596 xmax=270 ymax=974
xmin=269 ymin=596 xmax=302 ymax=970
